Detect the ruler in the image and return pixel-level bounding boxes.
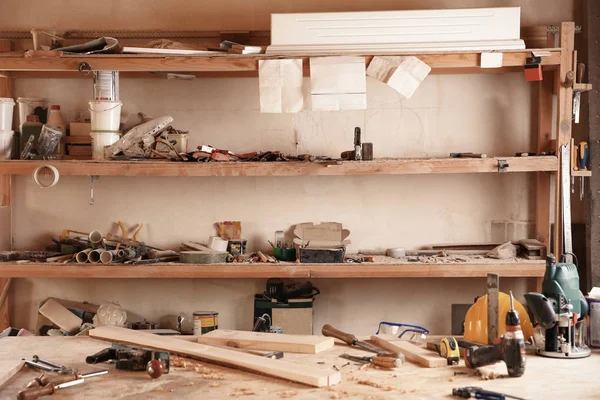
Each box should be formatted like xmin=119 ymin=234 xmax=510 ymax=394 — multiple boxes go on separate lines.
xmin=561 ymin=144 xmax=573 ymax=263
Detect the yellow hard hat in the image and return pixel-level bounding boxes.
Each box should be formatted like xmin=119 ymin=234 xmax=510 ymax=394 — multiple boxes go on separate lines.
xmin=464 ymin=292 xmax=533 ymax=344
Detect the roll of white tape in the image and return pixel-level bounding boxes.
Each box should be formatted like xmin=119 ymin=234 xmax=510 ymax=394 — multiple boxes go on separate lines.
xmin=33 ymin=165 xmax=60 ymax=188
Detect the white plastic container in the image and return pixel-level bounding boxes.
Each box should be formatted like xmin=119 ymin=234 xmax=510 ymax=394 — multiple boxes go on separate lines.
xmin=89 ymin=100 xmax=122 ymax=132
xmin=167 ymin=133 xmax=188 ymax=153
xmin=0 ymin=130 xmax=14 ymax=160
xmin=17 ymin=97 xmax=48 ymax=130
xmin=0 ymin=98 xmax=15 ymax=131
xmin=90 ymin=131 xmax=120 ymax=160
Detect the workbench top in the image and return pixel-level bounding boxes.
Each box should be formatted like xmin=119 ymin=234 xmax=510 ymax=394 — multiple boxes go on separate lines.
xmin=0 ymin=337 xmax=598 ymax=399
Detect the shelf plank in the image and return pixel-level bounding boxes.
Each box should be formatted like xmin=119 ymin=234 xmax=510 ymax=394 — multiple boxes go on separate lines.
xmin=571 ymin=170 xmax=592 ymax=177
xmin=0 ymin=157 xmax=558 ymax=177
xmin=0 ymin=261 xmax=545 ymax=279
xmin=0 ymin=49 xmax=562 ymax=74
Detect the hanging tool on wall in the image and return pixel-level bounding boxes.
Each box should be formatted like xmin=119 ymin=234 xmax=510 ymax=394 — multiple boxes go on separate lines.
xmin=577 ymin=141 xmax=589 ymax=201
xmin=560 ymin=144 xmax=573 ymax=263
xmin=89 ymin=176 xmax=99 ymax=206
xmin=573 ymin=63 xmax=585 ymax=124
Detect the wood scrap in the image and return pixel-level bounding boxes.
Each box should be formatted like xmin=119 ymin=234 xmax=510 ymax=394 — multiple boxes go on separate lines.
xmin=370 ymin=335 xmax=447 ymax=368
xmin=38 ymin=298 xmax=82 ymax=334
xmin=89 ymin=326 xmax=341 ymax=387
xmin=181 ymin=250 xmax=228 ymax=264
xmin=486 ymin=242 xmax=517 ymax=260
xmin=197 ymin=329 xmax=334 ymax=354
xmin=0 ymin=360 xmax=25 ymax=388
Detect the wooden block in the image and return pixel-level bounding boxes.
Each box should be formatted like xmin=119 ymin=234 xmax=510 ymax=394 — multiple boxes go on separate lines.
xmin=0 ymin=359 xmax=24 ymax=388
xmin=180 ymin=251 xmax=228 ymax=264
xmin=69 ymin=122 xmax=91 ymax=137
xmin=197 ymin=329 xmax=333 ymax=354
xmin=0 ymin=40 xmax=12 ymax=53
xmin=67 ymin=145 xmax=92 ymax=156
xmin=89 ymin=326 xmax=341 ymax=387
xmin=480 ymin=52 xmax=504 ymax=68
xmin=38 ymin=298 xmax=82 ymax=334
xmin=370 ymin=335 xmax=447 ymax=368
xmin=65 ymin=136 xmax=92 ymax=145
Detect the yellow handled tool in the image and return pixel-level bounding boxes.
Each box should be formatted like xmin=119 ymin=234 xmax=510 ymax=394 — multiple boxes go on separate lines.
xmin=440 ymin=337 xmax=460 ymax=365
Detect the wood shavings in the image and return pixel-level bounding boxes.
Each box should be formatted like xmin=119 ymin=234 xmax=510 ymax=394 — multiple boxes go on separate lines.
xmin=210 ymin=382 xmax=221 ymax=388
xmin=278 ymin=390 xmax=298 ymax=398
xmin=449 ymin=377 xmax=455 ymax=382
xmin=231 ymin=388 xmax=257 ymax=396
xmin=154 ymin=387 xmax=164 ymax=392
xmin=355 ymin=379 xmax=394 ymax=391
xmin=330 ymin=394 xmax=340 ymax=399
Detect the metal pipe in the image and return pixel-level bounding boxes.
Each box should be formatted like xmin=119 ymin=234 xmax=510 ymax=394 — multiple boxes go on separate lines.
xmin=100 ymin=250 xmax=119 ymax=264
xmin=75 ymin=248 xmax=93 ymax=264
xmin=117 ymin=248 xmax=137 ymax=259
xmin=88 ymin=231 xmax=103 ymax=247
xmin=88 ymin=249 xmax=102 ymax=264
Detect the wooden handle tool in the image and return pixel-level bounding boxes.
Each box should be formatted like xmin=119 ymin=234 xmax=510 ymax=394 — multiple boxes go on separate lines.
xmin=322 ymin=324 xmax=388 ymax=355
xmin=370 ymin=356 xmax=402 ymax=368
xmin=17 ymin=383 xmax=55 ymax=400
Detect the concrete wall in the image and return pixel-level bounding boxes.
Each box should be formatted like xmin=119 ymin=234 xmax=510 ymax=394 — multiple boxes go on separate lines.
xmin=1 ymin=0 xmax=575 ymax=334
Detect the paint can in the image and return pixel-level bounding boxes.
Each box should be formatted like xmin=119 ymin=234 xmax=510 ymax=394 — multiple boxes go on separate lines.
xmin=193 ymin=311 xmax=218 ymax=336
xmin=0 ymin=131 xmax=13 ymax=160
xmin=89 ymin=100 xmax=122 ymax=132
xmin=0 ymin=98 xmax=15 ymax=131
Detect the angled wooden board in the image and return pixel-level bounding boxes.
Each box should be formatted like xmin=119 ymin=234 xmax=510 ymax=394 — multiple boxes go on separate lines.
xmin=197 ymin=329 xmax=334 ymax=354
xmin=370 ymin=335 xmax=447 ymax=368
xmin=0 ymin=360 xmax=24 ymax=388
xmin=90 ymin=326 xmax=340 ymax=387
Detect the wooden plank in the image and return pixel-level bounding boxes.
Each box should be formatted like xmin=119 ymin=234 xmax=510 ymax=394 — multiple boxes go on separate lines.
xmin=38 ymin=298 xmax=82 ymax=333
xmin=89 ymin=326 xmax=341 ymax=387
xmin=370 ymin=335 xmax=447 ymax=368
xmin=0 ymin=157 xmax=559 ymax=177
xmin=0 ymin=360 xmax=24 ymax=388
xmin=486 ymin=273 xmax=499 ymax=344
xmin=0 ymin=50 xmax=561 ymax=73
xmin=0 ymin=261 xmax=545 ymax=279
xmin=197 ymin=329 xmax=334 ymax=354
xmin=0 ymin=40 xmax=12 ymax=53
xmin=0 ymin=73 xmax=11 ymax=332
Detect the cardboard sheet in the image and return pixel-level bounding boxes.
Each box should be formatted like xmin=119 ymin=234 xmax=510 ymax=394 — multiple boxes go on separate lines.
xmin=258 ymin=59 xmax=304 ymax=113
xmin=367 ymin=56 xmax=431 ymax=100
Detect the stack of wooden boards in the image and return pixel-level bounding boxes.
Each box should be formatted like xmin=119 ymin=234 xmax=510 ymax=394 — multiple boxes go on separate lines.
xmin=89 ymin=326 xmax=340 ymax=387
xmin=66 ymin=122 xmax=92 ymax=160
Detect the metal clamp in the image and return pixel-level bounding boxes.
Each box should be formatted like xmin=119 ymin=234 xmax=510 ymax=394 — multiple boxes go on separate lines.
xmin=498 ymin=160 xmax=509 ymax=173
xmin=78 ymin=61 xmax=93 ymax=75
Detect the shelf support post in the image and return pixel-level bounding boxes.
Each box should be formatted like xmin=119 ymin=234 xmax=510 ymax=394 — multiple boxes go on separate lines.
xmin=0 ymin=72 xmax=13 ymax=331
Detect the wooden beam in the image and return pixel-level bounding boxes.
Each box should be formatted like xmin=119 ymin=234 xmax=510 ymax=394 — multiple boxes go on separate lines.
xmin=89 ymin=326 xmax=341 ymax=387
xmin=0 ymin=261 xmax=545 ymax=279
xmin=197 ymin=330 xmax=335 ymax=354
xmin=370 ymin=335 xmax=447 ymax=368
xmin=0 ymin=73 xmax=12 ymax=332
xmin=0 ymin=50 xmax=562 ymax=73
xmin=0 ymin=157 xmax=558 ymax=177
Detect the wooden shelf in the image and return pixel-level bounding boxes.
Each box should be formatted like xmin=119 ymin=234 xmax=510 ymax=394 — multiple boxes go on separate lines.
xmin=0 ymin=49 xmax=562 ymax=77
xmin=0 ymin=157 xmax=558 ymax=177
xmin=0 ymin=260 xmax=545 ymax=279
xmin=573 ymin=83 xmax=593 ymax=92
xmin=572 ymin=169 xmax=592 ymax=177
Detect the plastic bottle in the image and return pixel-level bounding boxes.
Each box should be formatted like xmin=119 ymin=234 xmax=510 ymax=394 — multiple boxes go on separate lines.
xmin=46 ymin=105 xmax=66 ymax=154
xmin=20 ymin=115 xmax=43 ymax=154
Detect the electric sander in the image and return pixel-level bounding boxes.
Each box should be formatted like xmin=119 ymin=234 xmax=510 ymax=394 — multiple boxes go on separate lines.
xmin=524 ymin=254 xmax=590 ymax=358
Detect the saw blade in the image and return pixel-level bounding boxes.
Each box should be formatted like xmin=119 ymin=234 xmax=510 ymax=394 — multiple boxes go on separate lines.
xmin=561 ymin=144 xmax=573 ymax=262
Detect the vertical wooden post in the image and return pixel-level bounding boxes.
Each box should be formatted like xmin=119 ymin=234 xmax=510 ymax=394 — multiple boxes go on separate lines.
xmin=0 ymin=72 xmax=12 ymax=331
xmin=553 ymin=22 xmax=575 ymax=263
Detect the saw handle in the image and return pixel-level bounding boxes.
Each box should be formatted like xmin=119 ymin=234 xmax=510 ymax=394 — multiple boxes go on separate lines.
xmin=322 ymin=324 xmax=357 ymax=346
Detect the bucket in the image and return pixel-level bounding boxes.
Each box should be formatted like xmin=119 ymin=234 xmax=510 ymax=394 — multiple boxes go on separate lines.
xmin=167 ymin=133 xmax=188 ymax=153
xmin=193 ymin=311 xmax=218 ymax=336
xmin=90 ymin=131 xmax=120 ymax=160
xmin=93 ymin=71 xmax=120 ymax=101
xmin=0 ymin=131 xmax=14 ymax=160
xmin=89 ymin=100 xmax=122 ymax=132
xmin=17 ymin=97 xmax=48 ymax=130
xmin=0 ymin=98 xmax=15 ymax=131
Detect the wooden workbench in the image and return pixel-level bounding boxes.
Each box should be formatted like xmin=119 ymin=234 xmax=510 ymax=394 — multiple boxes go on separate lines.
xmin=0 ymin=337 xmax=598 ymax=399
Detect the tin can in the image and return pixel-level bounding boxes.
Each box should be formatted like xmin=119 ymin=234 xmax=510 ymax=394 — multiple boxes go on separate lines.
xmin=193 ymin=311 xmax=219 ymax=336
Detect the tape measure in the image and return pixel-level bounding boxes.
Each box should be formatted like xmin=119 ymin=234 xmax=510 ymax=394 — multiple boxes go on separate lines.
xmin=440 ymin=337 xmax=460 ymax=365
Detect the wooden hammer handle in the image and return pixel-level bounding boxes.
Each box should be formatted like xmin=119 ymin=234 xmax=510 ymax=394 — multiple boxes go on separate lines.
xmin=321 ymin=324 xmax=357 ymax=345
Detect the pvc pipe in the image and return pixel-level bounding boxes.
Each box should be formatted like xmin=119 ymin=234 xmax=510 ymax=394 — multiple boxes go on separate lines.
xmin=88 ymin=249 xmax=102 ymax=263
xmin=100 ymin=250 xmax=119 ymax=264
xmin=117 ymin=248 xmax=137 ymax=259
xmin=88 ymin=231 xmax=103 ymax=248
xmin=75 ymin=248 xmax=93 ymax=264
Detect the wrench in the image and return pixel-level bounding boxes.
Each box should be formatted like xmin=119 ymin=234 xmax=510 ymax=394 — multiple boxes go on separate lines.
xmin=22 ymin=359 xmax=59 ymax=373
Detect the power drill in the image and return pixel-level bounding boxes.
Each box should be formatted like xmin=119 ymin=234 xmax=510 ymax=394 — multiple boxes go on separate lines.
xmin=464 ymin=291 xmax=526 ymax=377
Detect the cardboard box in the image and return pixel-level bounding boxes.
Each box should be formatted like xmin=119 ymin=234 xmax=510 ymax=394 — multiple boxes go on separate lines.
xmin=254 ymin=298 xmax=313 ymax=335
xmin=293 ymin=222 xmax=350 ymax=263
xmin=69 ymin=122 xmax=91 ymax=136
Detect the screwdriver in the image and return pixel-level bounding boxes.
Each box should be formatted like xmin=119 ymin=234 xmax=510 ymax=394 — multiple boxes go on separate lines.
xmin=578 ymin=142 xmax=589 ymax=201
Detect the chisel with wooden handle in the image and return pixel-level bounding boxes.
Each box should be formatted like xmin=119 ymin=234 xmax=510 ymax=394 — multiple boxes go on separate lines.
xmin=322 ymin=324 xmax=390 ymax=355
xmin=340 ymin=353 xmax=403 ymax=368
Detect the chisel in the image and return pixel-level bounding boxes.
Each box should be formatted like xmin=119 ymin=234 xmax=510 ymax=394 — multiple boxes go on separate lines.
xmin=340 ymin=353 xmax=402 ymax=368
xmin=322 ymin=324 xmax=391 ymax=355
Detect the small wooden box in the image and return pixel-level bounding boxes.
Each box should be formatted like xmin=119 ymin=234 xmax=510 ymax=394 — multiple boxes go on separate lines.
xmin=69 ymin=122 xmax=91 ymax=137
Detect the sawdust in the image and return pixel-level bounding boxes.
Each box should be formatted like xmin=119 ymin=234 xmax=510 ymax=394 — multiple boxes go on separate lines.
xmin=354 ymin=379 xmax=394 ymax=391
xmin=231 ymin=388 xmax=257 ymax=396
xmin=330 ymin=394 xmax=340 ymax=399
xmin=278 ymin=390 xmax=298 ymax=398
xmin=210 ymin=382 xmax=221 ymax=388
xmin=449 ymin=377 xmax=455 ymax=382
xmin=348 ymin=254 xmax=540 ymax=265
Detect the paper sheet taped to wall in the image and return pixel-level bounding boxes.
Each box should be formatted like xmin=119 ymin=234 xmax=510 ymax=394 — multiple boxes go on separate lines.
xmin=310 ymin=56 xmax=366 ymax=111
xmin=366 ymin=56 xmax=431 ymax=100
xmin=259 ymin=59 xmax=304 ymax=113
